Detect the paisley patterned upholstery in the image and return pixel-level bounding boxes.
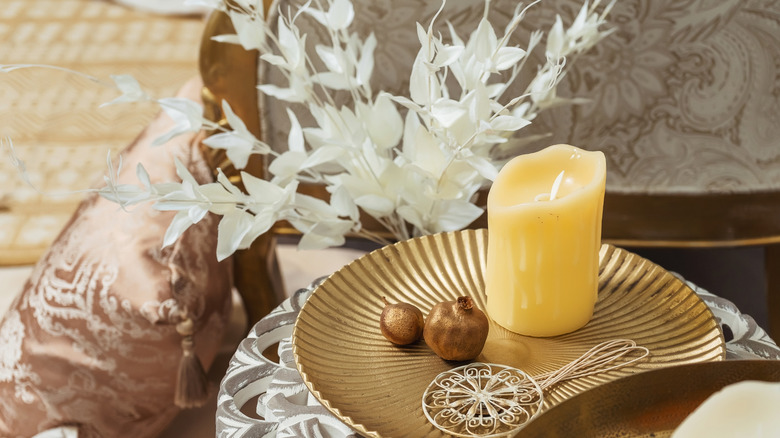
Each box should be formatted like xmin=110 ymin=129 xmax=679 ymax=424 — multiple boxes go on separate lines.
xmin=260 ymin=0 xmax=780 ymax=194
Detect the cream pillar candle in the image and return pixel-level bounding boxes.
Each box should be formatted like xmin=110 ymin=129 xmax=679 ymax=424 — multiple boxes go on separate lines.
xmin=486 ymin=144 xmax=606 ymax=337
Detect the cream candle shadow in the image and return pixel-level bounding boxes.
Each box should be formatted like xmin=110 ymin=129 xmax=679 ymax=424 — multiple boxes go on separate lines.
xmin=486 ymin=144 xmax=606 ymax=337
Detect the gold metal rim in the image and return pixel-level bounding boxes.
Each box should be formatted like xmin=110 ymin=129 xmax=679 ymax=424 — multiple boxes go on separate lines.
xmin=292 ymin=230 xmax=725 ymax=437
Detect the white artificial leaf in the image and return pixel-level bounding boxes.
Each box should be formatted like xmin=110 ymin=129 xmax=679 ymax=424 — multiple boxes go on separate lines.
xmin=407 ymin=123 xmax=446 ymax=177
xmin=237 ymin=213 xmax=276 ymax=250
xmin=397 ymin=205 xmax=426 ymax=232
xmin=458 ymin=53 xmax=481 ymax=90
xmin=187 ymin=204 xmax=209 ymax=224
xmin=260 ymin=53 xmax=288 ymax=66
xmin=202 ymin=132 xmax=254 ymax=169
xmin=472 ymin=17 xmax=498 ymax=62
xmin=201 ymin=133 xmax=238 ymax=150
xmin=240 ymin=171 xmax=285 ymax=204
xmin=434 ymin=200 xmax=484 ymax=232
xmin=221 ymin=101 xmax=272 ymax=158
xmin=154 ymin=194 xmax=197 ymax=212
xmin=330 ymin=185 xmax=359 ymax=220
xmin=485 ymin=82 xmax=505 ymax=99
xmin=153 ymin=98 xmax=203 ymax=146
xmin=360 ymin=137 xmax=390 ymax=176
xmin=98 ymin=184 xmax=151 ymax=205
xmin=257 ymin=84 xmax=304 ymax=102
xmin=415 ymin=22 xmax=429 ymax=58
xmin=136 ymin=163 xmax=151 ymax=190
xmin=446 ymin=21 xmax=464 ymax=47
xmin=291 ymin=0 xmax=313 ymax=22
xmin=173 ymin=158 xmax=202 ymax=193
xmin=199 ymin=183 xmax=240 ymax=215
xmin=467 ymin=85 xmax=491 ymax=122
xmin=294 ymin=193 xmax=338 ymax=217
xmin=221 ymin=100 xmax=249 ymax=134
xmin=198 ymin=182 xmax=234 ymax=202
xmin=339 ymin=104 xmax=361 ymax=134
xmin=490 ymin=114 xmax=532 ymax=132
xmin=387 ymin=94 xmax=422 ymax=113
xmin=327 ymin=0 xmax=355 ymax=30
xmin=311 ymin=72 xmax=352 ymax=90
xmin=163 ymin=210 xmax=195 ymax=248
xmin=435 ymin=45 xmax=464 ymax=67
xmin=315 ymin=45 xmax=344 ymax=73
xmin=281 ymin=178 xmax=300 ymax=201
xmin=547 ymin=15 xmax=565 ymax=57
xmin=286 ymin=108 xmax=305 ymax=153
xmin=277 ymin=17 xmax=301 ymax=68
xmin=408 ymin=55 xmax=429 ymax=104
xmin=217 ymin=169 xmax=244 ymax=196
xmin=229 ymin=11 xmax=265 ymax=51
xmin=430 ymin=99 xmax=467 ymax=128
xmin=296 ymin=218 xmax=354 ymax=250
xmin=268 ymin=150 xmax=307 ymax=181
xmin=354 ymin=194 xmax=394 ymax=217
xmin=570 ymin=0 xmax=591 ymax=38
xmin=494 ymin=46 xmax=526 ymax=70
xmin=399 ymin=109 xmax=420 ymax=161
xmin=465 ymin=154 xmax=499 ymax=181
xmin=101 ymin=75 xmax=147 ymax=107
xmin=301 ymin=145 xmax=344 ymax=169
xmin=529 ymin=66 xmax=558 ymax=102
xmin=216 ymin=209 xmax=254 ymax=261
xmin=148 ymin=180 xmax=180 ymax=196
xmin=298 ymin=231 xmax=345 ymax=250
xmin=366 ymin=94 xmax=402 ymax=150
xmin=356 ymin=33 xmax=376 ymax=86
xmin=313 ymin=218 xmax=355 ymax=236
xmin=303 ymin=7 xmax=328 ymax=26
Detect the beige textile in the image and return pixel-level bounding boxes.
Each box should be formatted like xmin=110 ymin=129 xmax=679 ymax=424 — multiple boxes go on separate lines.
xmin=0 ymin=78 xmax=233 ymax=438
xmin=261 ymin=0 xmax=780 ymax=195
xmin=0 ymin=0 xmax=204 ymax=265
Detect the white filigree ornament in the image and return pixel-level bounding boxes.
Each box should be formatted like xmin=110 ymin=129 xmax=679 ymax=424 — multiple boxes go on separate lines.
xmin=422 ymin=340 xmax=651 ymax=436
xmin=422 ymin=362 xmax=544 ymax=437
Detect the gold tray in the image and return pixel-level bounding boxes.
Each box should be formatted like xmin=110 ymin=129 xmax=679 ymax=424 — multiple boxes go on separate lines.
xmin=519 ymin=359 xmax=780 ymax=437
xmin=292 ymin=230 xmax=725 ymax=437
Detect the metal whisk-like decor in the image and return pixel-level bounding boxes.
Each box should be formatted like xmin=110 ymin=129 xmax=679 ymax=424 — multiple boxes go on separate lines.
xmin=423 ymin=363 xmax=543 ymax=437
xmin=422 ymin=339 xmax=650 ymax=437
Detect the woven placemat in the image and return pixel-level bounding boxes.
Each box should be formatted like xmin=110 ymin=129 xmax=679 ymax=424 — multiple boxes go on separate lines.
xmin=0 ymin=0 xmax=204 ymax=265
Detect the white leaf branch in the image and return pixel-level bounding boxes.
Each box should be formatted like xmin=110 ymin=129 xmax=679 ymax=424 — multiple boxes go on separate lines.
xmin=2 ymin=0 xmax=615 ymax=260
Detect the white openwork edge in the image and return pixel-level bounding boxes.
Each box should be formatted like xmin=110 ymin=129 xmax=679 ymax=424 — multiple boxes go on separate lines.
xmin=215 ymin=277 xmax=780 ymax=438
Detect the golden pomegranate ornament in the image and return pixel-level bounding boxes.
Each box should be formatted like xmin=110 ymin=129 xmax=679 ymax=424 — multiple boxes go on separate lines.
xmin=379 ymin=297 xmax=425 ymax=345
xmin=424 ymin=296 xmax=489 ymax=361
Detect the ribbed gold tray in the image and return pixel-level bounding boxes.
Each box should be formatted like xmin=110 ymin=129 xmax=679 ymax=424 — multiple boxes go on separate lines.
xmin=292 ymin=229 xmax=725 ymax=437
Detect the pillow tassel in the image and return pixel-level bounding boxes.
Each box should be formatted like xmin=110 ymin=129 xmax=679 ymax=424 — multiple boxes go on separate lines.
xmin=174 ymin=317 xmax=209 ymax=409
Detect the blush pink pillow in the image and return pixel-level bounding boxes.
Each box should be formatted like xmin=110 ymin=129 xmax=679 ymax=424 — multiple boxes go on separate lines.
xmin=0 ymin=78 xmax=233 ymax=437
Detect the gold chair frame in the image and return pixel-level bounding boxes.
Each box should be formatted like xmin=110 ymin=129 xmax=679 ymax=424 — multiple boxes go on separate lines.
xmin=198 ymin=10 xmax=780 ymax=340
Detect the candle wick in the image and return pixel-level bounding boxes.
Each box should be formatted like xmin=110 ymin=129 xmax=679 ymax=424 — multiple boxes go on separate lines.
xmin=549 ymin=171 xmax=565 ymax=201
